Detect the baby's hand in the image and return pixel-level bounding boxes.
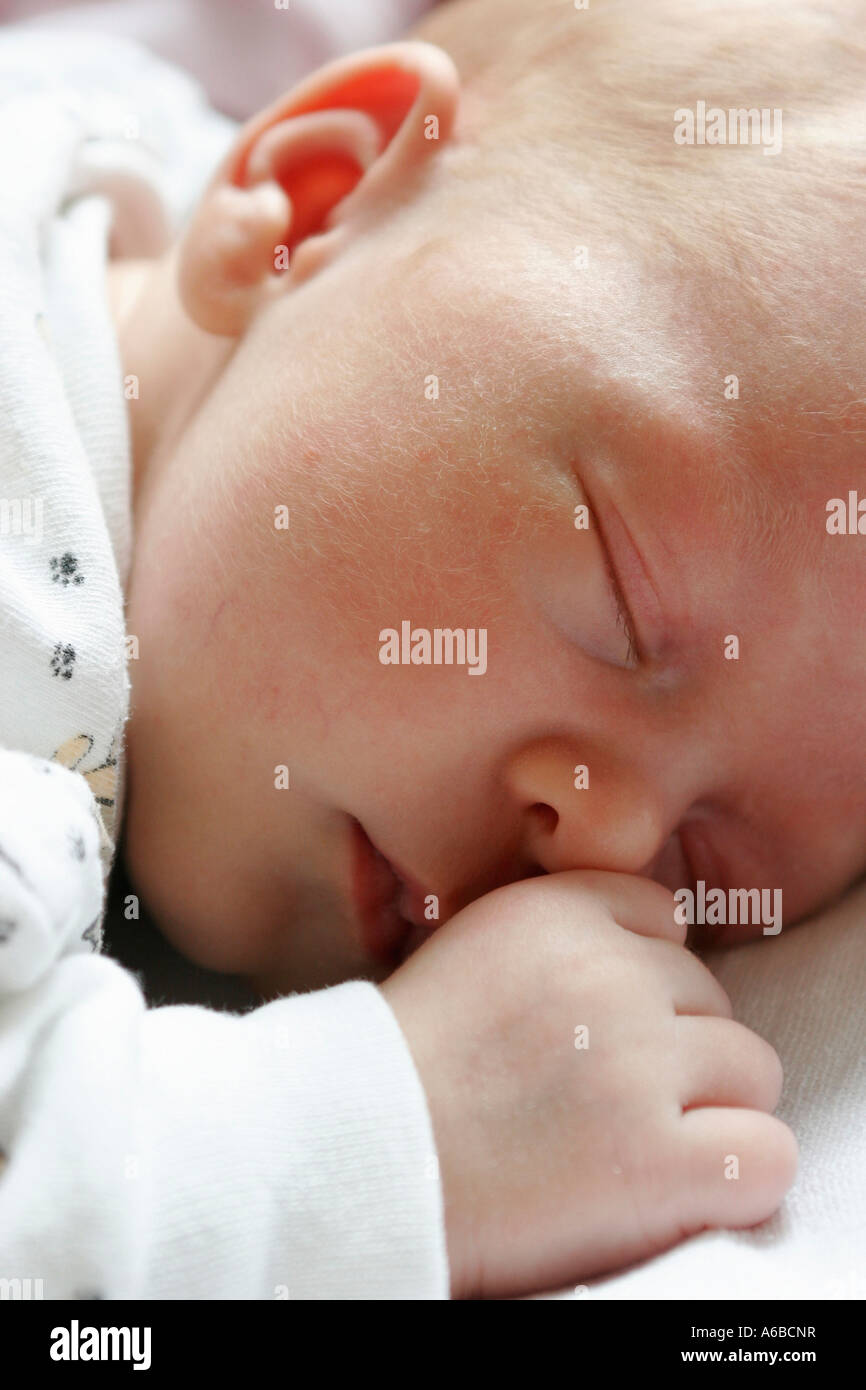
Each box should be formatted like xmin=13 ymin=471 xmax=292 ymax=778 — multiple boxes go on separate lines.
xmin=381 ymin=870 xmax=796 ymax=1300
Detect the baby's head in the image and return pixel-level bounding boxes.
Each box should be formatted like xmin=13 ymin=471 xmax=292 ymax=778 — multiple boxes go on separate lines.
xmin=117 ymin=0 xmax=866 ymax=994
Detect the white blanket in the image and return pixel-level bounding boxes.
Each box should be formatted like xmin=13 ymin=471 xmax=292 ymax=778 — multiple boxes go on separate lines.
xmin=543 ymin=879 xmax=866 ymax=1299
xmin=2 ymin=0 xmax=437 ymax=118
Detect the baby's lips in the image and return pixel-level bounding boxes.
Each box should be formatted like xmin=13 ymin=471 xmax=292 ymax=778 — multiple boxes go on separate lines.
xmin=349 ymin=818 xmax=431 ymax=964
xmin=396 ymin=879 xmax=436 ymax=932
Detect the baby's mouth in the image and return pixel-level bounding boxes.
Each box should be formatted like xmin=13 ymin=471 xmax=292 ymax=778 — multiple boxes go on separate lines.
xmin=348 ymin=818 xmax=433 ymax=966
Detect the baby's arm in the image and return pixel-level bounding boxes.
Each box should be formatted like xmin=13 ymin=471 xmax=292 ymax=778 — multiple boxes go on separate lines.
xmin=0 ymin=749 xmax=447 ymax=1299
xmin=0 ymin=961 xmax=447 ymax=1298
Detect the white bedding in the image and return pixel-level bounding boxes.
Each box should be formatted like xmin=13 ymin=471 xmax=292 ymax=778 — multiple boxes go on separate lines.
xmin=542 ymin=878 xmax=866 ymax=1300
xmin=2 ymin=0 xmax=436 ymax=118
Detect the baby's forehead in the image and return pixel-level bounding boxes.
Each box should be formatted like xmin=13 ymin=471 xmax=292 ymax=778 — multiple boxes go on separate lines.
xmin=460 ymin=239 xmax=853 ymax=586
xmin=438 ymin=1 xmax=866 ymax=367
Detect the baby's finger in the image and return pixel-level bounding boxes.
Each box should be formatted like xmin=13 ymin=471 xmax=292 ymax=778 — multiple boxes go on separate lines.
xmin=561 ymin=869 xmax=686 ymax=945
xmin=643 ymin=937 xmax=734 ymax=1017
xmin=678 ymin=1108 xmax=798 ymax=1228
xmin=675 ymin=1016 xmax=783 ymax=1112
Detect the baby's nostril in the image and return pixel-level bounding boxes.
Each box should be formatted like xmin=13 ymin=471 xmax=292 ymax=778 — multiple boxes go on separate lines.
xmin=528 ymin=802 xmax=559 ymax=837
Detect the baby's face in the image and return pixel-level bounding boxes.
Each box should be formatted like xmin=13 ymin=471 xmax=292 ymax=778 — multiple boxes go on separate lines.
xmin=123 ymin=162 xmax=866 ymax=995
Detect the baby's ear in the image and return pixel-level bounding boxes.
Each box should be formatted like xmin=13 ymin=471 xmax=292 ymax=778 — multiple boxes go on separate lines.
xmin=178 ymin=41 xmax=459 ymax=336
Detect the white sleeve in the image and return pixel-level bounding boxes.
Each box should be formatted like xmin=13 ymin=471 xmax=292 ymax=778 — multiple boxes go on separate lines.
xmin=0 ymin=751 xmax=449 ymax=1300
xmin=0 ymin=748 xmax=106 ymax=988
xmin=140 ymin=978 xmax=449 ymax=1299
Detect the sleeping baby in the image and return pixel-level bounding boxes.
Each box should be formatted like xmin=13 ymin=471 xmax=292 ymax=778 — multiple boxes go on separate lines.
xmin=1 ymin=0 xmax=864 ymax=1300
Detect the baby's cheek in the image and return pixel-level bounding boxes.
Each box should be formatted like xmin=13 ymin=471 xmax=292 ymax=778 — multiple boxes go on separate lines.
xmin=688 ymin=917 xmax=767 ymax=952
